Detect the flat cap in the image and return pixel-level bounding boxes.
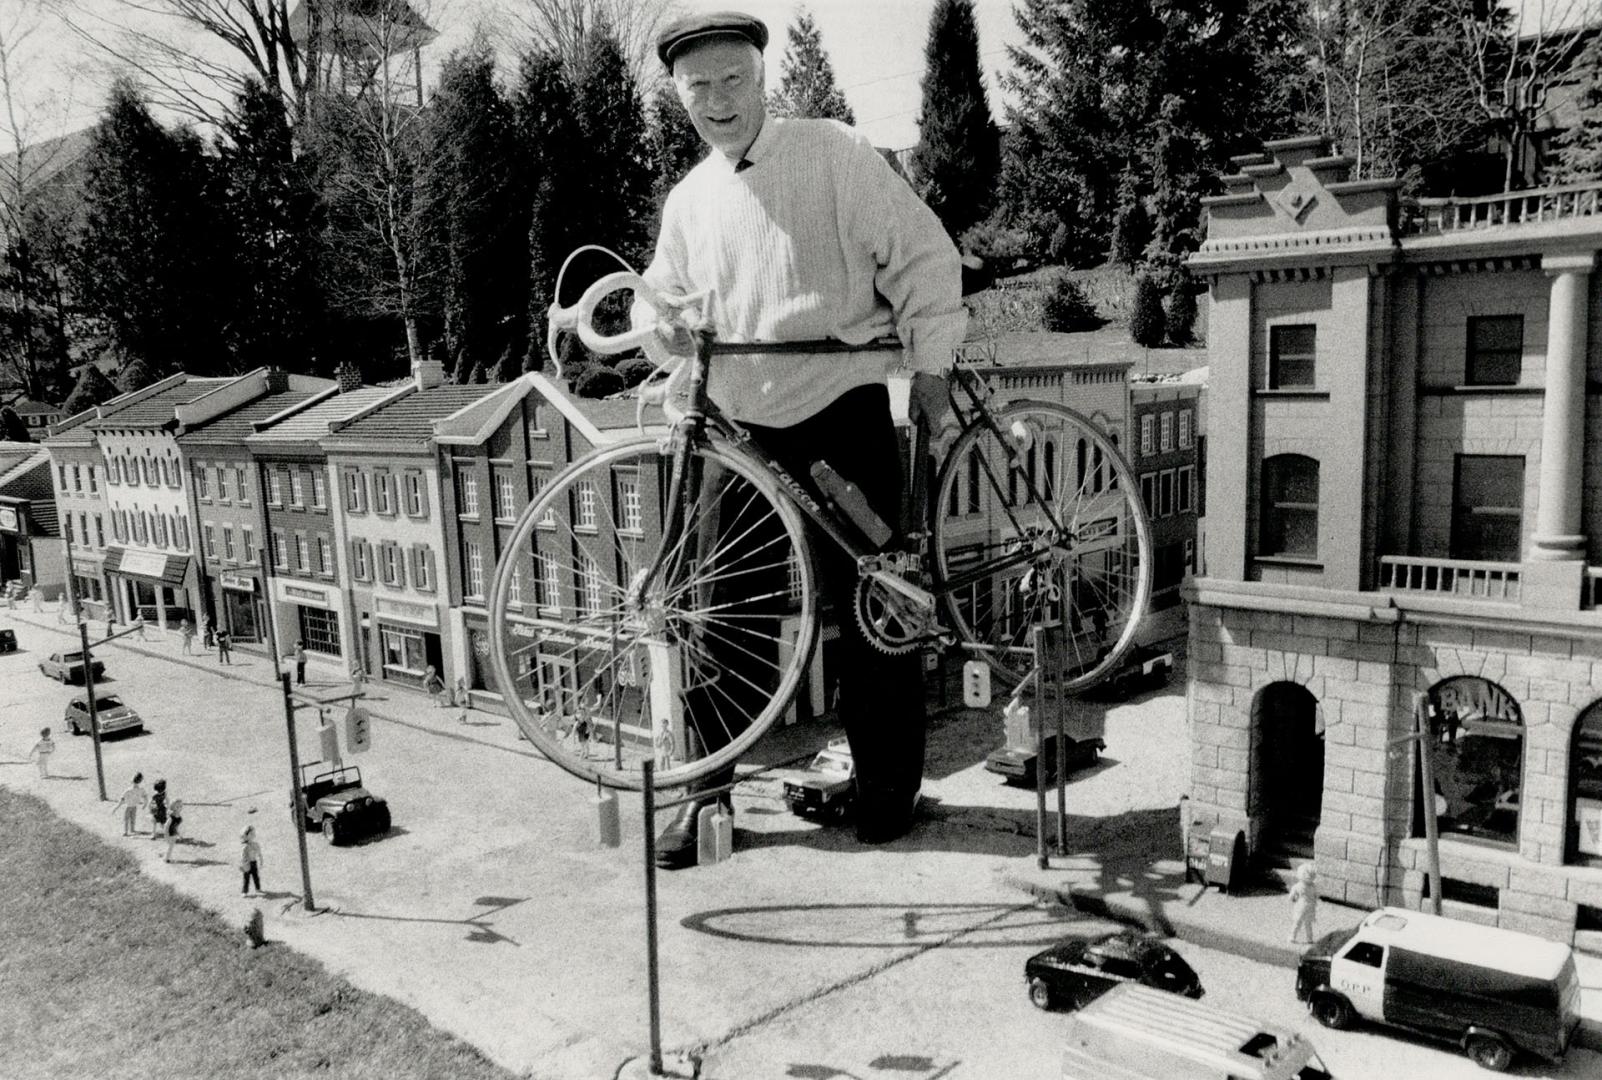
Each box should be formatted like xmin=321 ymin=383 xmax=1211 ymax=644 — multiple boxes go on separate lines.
xmin=656 ymin=11 xmax=768 ymax=69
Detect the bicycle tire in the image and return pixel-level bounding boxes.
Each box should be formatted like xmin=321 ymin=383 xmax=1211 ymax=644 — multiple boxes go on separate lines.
xmin=487 ymin=433 xmax=819 ymax=790
xmin=931 ymin=399 xmax=1153 ymax=691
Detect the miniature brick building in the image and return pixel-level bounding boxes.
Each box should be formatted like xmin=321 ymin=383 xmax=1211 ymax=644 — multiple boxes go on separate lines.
xmin=1186 ymin=135 xmax=1602 ymax=944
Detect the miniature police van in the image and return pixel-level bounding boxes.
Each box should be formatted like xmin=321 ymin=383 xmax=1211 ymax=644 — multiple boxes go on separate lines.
xmin=1296 ymin=907 xmax=1581 ymax=1071
xmin=1060 ymin=983 xmax=1332 ymax=1080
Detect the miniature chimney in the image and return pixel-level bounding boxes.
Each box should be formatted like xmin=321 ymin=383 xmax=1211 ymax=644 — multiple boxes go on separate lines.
xmin=264 ymin=368 xmax=289 ymax=393
xmin=413 ymin=355 xmax=445 ymax=390
xmin=334 ymin=360 xmax=363 ymax=393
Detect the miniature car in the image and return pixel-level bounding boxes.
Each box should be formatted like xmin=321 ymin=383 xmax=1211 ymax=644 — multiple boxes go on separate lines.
xmin=64 ymin=692 xmax=143 ymax=737
xmin=1088 ymin=643 xmax=1174 ymax=700
xmin=0 ymin=626 xmax=16 ymax=653
xmin=294 ymin=762 xmax=391 ymax=846
xmin=1026 ymin=930 xmax=1204 ymax=1011
xmin=39 ymin=649 xmax=105 ymax=683
xmin=783 ymin=737 xmax=855 ymax=821
xmin=985 ymin=731 xmax=1105 ymax=786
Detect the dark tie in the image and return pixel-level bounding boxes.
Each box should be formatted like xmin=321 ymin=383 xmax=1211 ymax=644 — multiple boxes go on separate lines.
xmin=735 ymin=158 xmax=753 ymax=173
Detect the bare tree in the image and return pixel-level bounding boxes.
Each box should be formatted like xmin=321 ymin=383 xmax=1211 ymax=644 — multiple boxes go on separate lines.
xmin=0 ymin=0 xmax=80 ymax=401
xmin=309 ymin=0 xmax=441 ymax=369
xmin=502 ymin=0 xmax=680 ymax=90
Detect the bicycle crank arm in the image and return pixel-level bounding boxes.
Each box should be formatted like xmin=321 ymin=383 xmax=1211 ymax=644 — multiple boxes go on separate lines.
xmin=865 ymin=568 xmax=935 ymax=610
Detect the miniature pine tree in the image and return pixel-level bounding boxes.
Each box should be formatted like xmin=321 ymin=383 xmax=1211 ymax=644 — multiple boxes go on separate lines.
xmin=1130 ymin=274 xmax=1166 ymax=348
xmin=1165 ymin=280 xmax=1199 ymax=346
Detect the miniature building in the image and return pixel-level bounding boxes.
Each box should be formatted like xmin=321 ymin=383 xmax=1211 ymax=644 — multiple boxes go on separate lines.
xmin=1186 ymin=135 xmax=1602 ymax=944
xmin=1130 ymin=382 xmax=1203 ymax=610
xmin=0 ymin=442 xmax=60 ymax=594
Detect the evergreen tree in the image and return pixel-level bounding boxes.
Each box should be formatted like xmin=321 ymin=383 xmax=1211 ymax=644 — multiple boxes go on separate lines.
xmin=573 ymin=23 xmax=655 ymax=267
xmin=61 ymin=364 xmax=120 ymax=415
xmin=1165 ymin=278 xmax=1199 ymax=346
xmin=1111 ymin=198 xmax=1151 ymax=267
xmin=493 ymin=342 xmax=522 ymax=383
xmin=574 ymin=365 xmax=624 ymax=398
xmin=72 ymin=80 xmax=229 ymax=374
xmin=468 ymin=359 xmax=487 ymax=384
xmin=768 ymin=9 xmax=855 ymax=123
xmin=427 ymin=48 xmax=529 ymax=383
xmin=910 ymin=0 xmax=1000 ymax=240
xmin=214 ymin=79 xmax=323 ymax=375
xmin=516 ymin=50 xmax=589 ymax=370
xmin=647 ymin=91 xmax=704 ymax=213
xmin=117 ymin=357 xmax=159 ymax=393
xmin=0 ymin=406 xmax=28 ymax=442
xmin=1555 ymin=32 xmax=1602 ymax=183
xmin=1129 ymin=274 xmax=1165 ymax=348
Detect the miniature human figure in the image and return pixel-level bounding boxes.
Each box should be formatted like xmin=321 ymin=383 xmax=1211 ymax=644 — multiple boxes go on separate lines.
xmin=350 ymin=661 xmax=367 ymax=690
xmin=1289 ymin=863 xmax=1319 ymax=944
xmin=28 ymin=727 xmax=55 ymax=780
xmin=1178 ymin=794 xmax=1195 ymax=883
xmin=240 ymin=825 xmax=262 ymax=895
xmin=455 ymin=677 xmax=469 ymax=709
xmin=135 ymin=616 xmax=149 ymax=640
xmin=200 ymin=613 xmax=213 ymax=649
xmin=113 ymin=773 xmax=147 ymax=836
xmin=422 ymin=665 xmax=447 ymax=707
xmin=148 ymin=779 xmax=168 ymax=842
xmin=216 ymin=629 xmax=232 ymax=665
xmin=179 ymin=618 xmax=194 ymax=655
xmin=163 ymin=798 xmax=184 ymax=862
xmin=293 ymin=640 xmax=307 ymax=685
xmin=30 ymin=587 xmax=43 ymax=613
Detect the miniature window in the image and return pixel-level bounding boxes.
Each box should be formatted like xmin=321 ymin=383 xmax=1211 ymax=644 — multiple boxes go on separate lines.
xmin=1159 ymin=470 xmax=1174 ymax=517
xmin=311 ymin=471 xmax=327 ymax=510
xmin=531 ymin=469 xmax=555 ymax=527
xmin=582 ymin=555 xmax=603 ymax=615
xmin=507 ymin=566 xmax=523 ymax=607
xmin=965 ymin=449 xmax=981 ymax=515
xmin=1140 ymin=473 xmax=1156 ymax=516
xmin=242 ymin=527 xmax=256 ymax=563
xmin=1259 ymin=454 xmax=1319 ymax=559
xmin=176 ymin=517 xmax=189 ymax=551
xmin=236 ymin=467 xmax=250 ymax=504
xmin=1177 ymin=466 xmax=1194 ymax=513
xmin=528 ymin=403 xmax=548 ymax=439
xmin=272 ymin=529 xmax=287 ymax=569
xmin=464 ymin=539 xmax=484 ymax=598
xmin=71 ymin=465 xmax=82 ymax=491
xmin=537 ymin=551 xmax=560 ymax=612
xmin=289 ymin=470 xmax=304 ymax=507
xmin=216 ymin=467 xmax=230 ymax=502
xmin=1268 ymin=325 xmax=1316 ymax=389
xmin=1178 ymin=409 xmax=1193 ymax=449
xmin=404 ymin=471 xmax=426 ymax=517
xmin=1139 ymin=414 xmax=1153 ymax=456
xmin=317 ymin=536 xmax=334 ymax=577
xmin=1159 ymin=412 xmax=1174 ymax=453
xmin=618 ymin=473 xmax=642 ymax=534
xmin=195 ymin=465 xmax=210 ymax=499
xmin=374 ymin=470 xmax=395 ymax=515
xmin=345 ymin=468 xmax=366 ymax=512
xmin=296 ymin=606 xmax=340 ymax=655
xmin=94 ymin=515 xmax=105 ymax=547
xmin=1569 ymin=701 xmax=1602 ymax=866
xmin=493 ymin=469 xmax=516 ymax=522
xmin=1417 ymin=675 xmax=1523 ymax=849
xmin=1451 ymin=455 xmax=1523 ymax=562
xmin=412 ymin=546 xmax=434 ymax=592
xmin=222 ymin=526 xmax=235 ymax=562
xmin=295 ymin=533 xmax=310 ymax=572
xmin=203 ymin=523 xmax=216 ymax=558
xmin=576 ymin=481 xmax=597 ymax=531
xmin=458 ymin=470 xmax=479 ymax=517
xmin=267 ymin=469 xmax=282 ymax=506
xmin=1466 ymin=314 xmax=1522 ymax=386
xmin=351 ymin=540 xmax=371 ymax=582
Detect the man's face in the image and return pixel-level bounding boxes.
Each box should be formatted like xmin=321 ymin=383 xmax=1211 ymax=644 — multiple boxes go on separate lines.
xmin=672 ymin=39 xmax=766 ymax=160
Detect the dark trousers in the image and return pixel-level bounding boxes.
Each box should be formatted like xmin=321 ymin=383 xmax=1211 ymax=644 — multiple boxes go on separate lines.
xmin=686 ymin=384 xmax=925 ymax=805
xmin=242 ymin=862 xmax=260 ymax=893
xmin=296 ymin=660 xmax=306 ymax=684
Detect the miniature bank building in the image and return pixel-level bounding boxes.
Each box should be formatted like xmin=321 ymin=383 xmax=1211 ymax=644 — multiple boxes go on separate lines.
xmin=1184 ymin=136 xmax=1602 ymax=947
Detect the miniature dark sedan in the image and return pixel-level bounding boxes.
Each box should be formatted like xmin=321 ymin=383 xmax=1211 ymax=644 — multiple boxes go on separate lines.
xmin=295 ymin=763 xmax=391 ymax=845
xmin=39 ymin=649 xmax=105 ymax=684
xmin=1026 ymin=930 xmax=1203 ymax=1011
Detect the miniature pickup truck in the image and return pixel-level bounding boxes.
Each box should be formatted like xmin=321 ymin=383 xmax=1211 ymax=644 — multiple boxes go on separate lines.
xmin=783 ymin=738 xmax=856 ymax=822
xmin=294 ymin=762 xmax=391 ymax=845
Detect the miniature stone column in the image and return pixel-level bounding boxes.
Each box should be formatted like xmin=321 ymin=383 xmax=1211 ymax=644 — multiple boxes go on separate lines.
xmin=1525 ymin=251 xmax=1596 ymax=609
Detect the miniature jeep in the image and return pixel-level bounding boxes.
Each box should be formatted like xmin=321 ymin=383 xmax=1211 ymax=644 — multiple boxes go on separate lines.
xmin=294 ymin=762 xmax=391 ymax=845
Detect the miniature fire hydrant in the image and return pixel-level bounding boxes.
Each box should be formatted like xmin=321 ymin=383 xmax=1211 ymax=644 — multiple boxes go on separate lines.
xmin=1288 ymin=863 xmax=1319 ymax=944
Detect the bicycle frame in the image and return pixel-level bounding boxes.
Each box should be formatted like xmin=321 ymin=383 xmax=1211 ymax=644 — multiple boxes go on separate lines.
xmin=629 ymin=328 xmax=1067 ymax=616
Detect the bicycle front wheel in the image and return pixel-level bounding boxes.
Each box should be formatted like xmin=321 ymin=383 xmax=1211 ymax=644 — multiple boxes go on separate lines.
xmin=931 ymin=400 xmax=1153 ymax=691
xmin=487 ymin=433 xmax=819 ymax=790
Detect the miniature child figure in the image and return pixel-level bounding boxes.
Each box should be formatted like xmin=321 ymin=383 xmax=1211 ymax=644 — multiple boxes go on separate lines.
xmin=179 ymin=618 xmax=194 ymax=655
xmin=349 ymin=661 xmax=367 ymax=690
xmin=30 ymin=586 xmax=43 ymax=613
xmin=113 ymin=773 xmax=147 ymax=836
xmin=28 ymin=727 xmax=55 ymax=780
xmin=422 ymin=665 xmax=447 ymax=707
xmin=1289 ymin=863 xmax=1319 ymax=944
xmin=148 ymin=779 xmax=168 ymax=842
xmin=240 ymin=825 xmax=262 ymax=895
xmin=163 ymin=798 xmax=184 ymax=862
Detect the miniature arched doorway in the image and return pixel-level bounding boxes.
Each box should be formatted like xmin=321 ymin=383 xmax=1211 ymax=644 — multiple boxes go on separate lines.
xmin=1249 ymin=681 xmax=1325 ymax=850
xmin=1565 ymin=699 xmax=1602 ymax=866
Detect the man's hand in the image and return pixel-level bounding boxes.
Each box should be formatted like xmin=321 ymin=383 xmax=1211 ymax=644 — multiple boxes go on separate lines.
xmin=908 ymin=371 xmax=949 ymax=429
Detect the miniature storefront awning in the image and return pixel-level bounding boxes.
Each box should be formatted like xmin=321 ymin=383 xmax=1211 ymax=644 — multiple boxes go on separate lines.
xmin=103 ymin=547 xmax=190 ymax=586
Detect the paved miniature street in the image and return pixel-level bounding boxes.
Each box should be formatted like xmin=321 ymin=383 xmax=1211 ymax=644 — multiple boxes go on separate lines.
xmin=3 ymin=605 xmax=1599 ymax=1079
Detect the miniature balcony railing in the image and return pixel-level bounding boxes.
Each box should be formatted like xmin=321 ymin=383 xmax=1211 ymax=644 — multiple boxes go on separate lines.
xmin=1401 ymin=181 xmax=1602 ymax=235
xmin=1377 ymin=555 xmax=1522 ymax=602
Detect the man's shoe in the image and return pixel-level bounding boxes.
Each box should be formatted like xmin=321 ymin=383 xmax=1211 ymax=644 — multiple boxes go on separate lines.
xmin=854 ymin=788 xmax=919 ymax=845
xmin=654 ymin=797 xmax=733 ymax=869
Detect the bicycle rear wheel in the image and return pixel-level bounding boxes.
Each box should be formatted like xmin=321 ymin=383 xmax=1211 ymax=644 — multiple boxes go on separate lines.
xmin=931 ymin=400 xmax=1152 ymax=691
xmin=487 ymin=434 xmax=819 ymax=789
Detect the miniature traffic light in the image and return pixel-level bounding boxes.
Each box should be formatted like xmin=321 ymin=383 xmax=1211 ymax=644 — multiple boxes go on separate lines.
xmin=317 ymin=716 xmax=341 ymax=765
xmin=962 ymin=659 xmax=992 ymax=707
xmin=345 ymin=706 xmax=371 ymax=753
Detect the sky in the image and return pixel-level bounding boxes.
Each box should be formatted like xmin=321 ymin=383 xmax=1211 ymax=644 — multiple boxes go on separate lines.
xmin=3 ymin=0 xmax=1028 ymax=156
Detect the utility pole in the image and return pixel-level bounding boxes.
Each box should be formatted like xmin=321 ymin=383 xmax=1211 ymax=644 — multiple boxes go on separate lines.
xmin=282 ymin=672 xmax=317 ymax=913
xmin=79 ymin=620 xmax=105 ymax=801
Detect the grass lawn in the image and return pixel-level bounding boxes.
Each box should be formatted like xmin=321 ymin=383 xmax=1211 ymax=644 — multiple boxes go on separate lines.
xmin=0 ymin=788 xmax=519 ymax=1080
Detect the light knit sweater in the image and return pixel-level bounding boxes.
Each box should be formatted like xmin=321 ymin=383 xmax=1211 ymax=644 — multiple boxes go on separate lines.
xmin=638 ymin=116 xmax=967 ymax=428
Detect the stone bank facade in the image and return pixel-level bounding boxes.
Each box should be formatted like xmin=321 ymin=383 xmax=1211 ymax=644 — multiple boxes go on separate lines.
xmin=1185 ymin=136 xmax=1602 ymax=945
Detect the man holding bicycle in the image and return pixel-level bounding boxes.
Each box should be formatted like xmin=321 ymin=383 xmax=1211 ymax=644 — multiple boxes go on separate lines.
xmin=640 ymin=11 xmax=966 ymax=867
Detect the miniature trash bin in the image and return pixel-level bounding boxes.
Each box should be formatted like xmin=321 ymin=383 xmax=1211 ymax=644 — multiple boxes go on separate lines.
xmin=696 ymin=804 xmax=733 ymax=865
xmin=1204 ymin=827 xmax=1248 ymax=894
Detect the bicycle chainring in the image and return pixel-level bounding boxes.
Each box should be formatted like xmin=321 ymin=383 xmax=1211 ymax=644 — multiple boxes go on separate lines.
xmin=854 ymin=569 xmax=937 ymax=656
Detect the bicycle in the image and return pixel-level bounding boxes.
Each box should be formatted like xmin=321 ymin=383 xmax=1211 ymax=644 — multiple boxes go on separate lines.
xmin=487 ymin=268 xmax=1153 ymax=791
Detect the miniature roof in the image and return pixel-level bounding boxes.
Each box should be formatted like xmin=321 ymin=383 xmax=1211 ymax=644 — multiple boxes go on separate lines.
xmin=178 ymin=387 xmax=333 ymax=445
xmin=329 ymin=384 xmax=501 ymax=444
xmin=87 ymin=378 xmax=235 ymax=430
xmin=0 ymin=441 xmax=47 ymax=485
xmin=12 ymin=400 xmax=63 ymax=416
xmin=246 ymin=387 xmax=393 ymax=447
xmin=1359 ymin=908 xmax=1573 ymax=981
